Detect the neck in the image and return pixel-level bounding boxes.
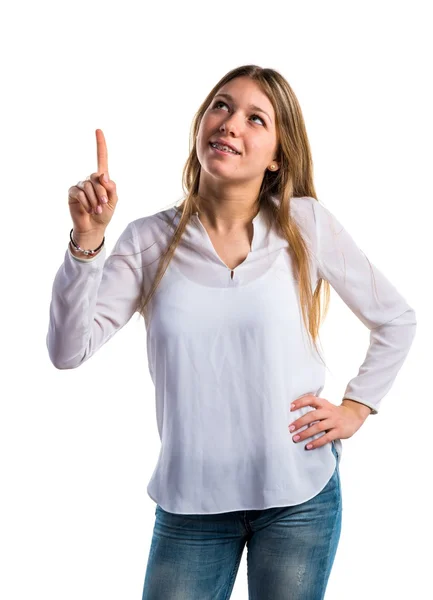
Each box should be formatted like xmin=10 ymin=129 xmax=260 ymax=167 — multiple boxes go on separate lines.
xmin=196 ymin=194 xmax=261 ymax=233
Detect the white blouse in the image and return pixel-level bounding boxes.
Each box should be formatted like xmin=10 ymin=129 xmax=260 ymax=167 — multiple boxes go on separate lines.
xmin=46 ymin=196 xmax=417 ymax=515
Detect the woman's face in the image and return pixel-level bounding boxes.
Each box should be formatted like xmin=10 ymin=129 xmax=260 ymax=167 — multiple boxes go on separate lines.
xmin=196 ymin=77 xmax=280 ymax=186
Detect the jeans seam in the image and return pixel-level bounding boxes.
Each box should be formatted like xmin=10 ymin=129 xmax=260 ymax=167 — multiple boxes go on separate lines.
xmin=319 ymin=466 xmax=342 ymax=599
xmin=223 ymin=543 xmax=244 ymax=600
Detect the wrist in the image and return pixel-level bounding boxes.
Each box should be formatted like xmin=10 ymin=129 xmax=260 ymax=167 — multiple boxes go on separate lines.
xmin=70 ymin=228 xmax=105 ymax=257
xmin=341 ymin=398 xmax=372 ymax=420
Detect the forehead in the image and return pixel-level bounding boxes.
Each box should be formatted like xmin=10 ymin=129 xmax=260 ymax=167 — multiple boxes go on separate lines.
xmin=215 ymin=79 xmax=275 ymax=121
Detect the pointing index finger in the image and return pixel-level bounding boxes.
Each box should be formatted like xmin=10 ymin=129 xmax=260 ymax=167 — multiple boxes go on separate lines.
xmin=96 ymin=129 xmax=109 ymax=178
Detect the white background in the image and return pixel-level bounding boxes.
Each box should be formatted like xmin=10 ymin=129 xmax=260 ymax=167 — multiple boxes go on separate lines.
xmin=1 ymin=0 xmax=431 ymax=598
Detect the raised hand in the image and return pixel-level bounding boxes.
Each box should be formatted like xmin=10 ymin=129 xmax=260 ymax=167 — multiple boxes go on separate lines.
xmin=68 ymin=129 xmax=119 ymax=236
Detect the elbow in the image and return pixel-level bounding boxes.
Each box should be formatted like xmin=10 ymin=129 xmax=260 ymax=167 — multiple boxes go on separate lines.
xmin=50 ymin=359 xmax=80 ymax=370
xmin=46 ymin=333 xmax=93 ymax=371
xmin=393 ymin=305 xmax=417 ymax=328
xmin=46 ymin=333 xmax=89 ymax=369
xmin=48 ymin=354 xmax=82 ymax=370
xmin=397 ymin=306 xmax=417 ymax=345
xmin=405 ymin=306 xmax=417 ymax=330
xmin=47 ymin=346 xmax=86 ymax=370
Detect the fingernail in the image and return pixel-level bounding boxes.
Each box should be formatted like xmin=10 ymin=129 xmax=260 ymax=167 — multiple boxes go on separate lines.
xmin=289 ymin=425 xmax=295 ymax=432
xmin=96 ymin=205 xmax=102 ymax=214
xmin=103 ymin=173 xmax=108 ymax=183
xmin=100 ymin=196 xmax=108 ymax=203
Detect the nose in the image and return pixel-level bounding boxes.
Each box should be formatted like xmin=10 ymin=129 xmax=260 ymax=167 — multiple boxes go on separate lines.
xmin=220 ymin=112 xmax=244 ymax=136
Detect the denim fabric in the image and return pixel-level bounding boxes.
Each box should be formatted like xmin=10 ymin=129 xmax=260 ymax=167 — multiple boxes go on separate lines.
xmin=142 ymin=442 xmax=342 ymax=599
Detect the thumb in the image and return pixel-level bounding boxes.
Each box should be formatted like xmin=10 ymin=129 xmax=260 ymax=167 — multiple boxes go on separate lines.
xmin=99 ymin=172 xmax=118 ymax=203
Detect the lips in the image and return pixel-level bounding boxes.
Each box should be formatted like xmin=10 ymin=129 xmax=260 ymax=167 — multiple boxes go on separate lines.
xmin=210 ymin=139 xmax=241 ymax=154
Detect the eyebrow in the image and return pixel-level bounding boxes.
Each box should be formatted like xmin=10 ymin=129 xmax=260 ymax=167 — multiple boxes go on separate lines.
xmin=214 ymin=93 xmax=272 ymax=124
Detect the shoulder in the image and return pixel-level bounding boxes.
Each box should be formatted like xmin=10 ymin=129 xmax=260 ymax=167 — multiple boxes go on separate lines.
xmin=288 ymin=196 xmax=320 ymax=238
xmin=289 ymin=195 xmax=322 ymax=219
xmin=289 ymin=195 xmax=338 ymax=235
xmin=286 ymin=196 xmax=342 ymax=259
xmin=117 ymin=205 xmax=180 ymax=257
xmin=120 ymin=204 xmax=178 ymax=239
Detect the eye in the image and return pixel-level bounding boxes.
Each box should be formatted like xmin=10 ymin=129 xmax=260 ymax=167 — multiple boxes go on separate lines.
xmin=212 ymin=100 xmax=265 ymax=126
xmin=213 ymin=100 xmax=229 ymax=111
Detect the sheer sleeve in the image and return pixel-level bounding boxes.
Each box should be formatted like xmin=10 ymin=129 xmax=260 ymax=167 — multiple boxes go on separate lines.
xmin=303 ymin=197 xmax=417 ymax=414
xmin=46 ymin=220 xmax=143 ymax=369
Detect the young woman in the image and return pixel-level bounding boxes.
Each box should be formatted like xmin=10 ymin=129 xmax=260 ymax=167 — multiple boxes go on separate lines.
xmin=47 ymin=64 xmax=417 ymax=599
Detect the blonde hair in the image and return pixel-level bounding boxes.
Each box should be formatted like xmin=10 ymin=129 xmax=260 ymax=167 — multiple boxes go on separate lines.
xmin=133 ymin=64 xmax=331 ymax=359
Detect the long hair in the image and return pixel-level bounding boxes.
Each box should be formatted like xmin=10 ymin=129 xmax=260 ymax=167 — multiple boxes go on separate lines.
xmin=133 ymin=64 xmax=331 ymax=359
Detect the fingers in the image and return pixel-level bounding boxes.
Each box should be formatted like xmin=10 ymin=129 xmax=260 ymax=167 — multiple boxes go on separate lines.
xmin=70 ymin=181 xmax=98 ymax=214
xmin=70 ymin=176 xmax=106 ymax=214
xmin=69 ymin=170 xmax=116 ymax=215
xmin=67 ymin=129 xmax=116 ymax=220
xmin=289 ymin=409 xmax=325 ymax=435
xmin=290 ymin=420 xmax=330 ymax=451
xmin=96 ymin=172 xmax=117 ymax=205
xmin=96 ymin=129 xmax=109 ymax=178
xmin=89 ymin=172 xmax=110 ymax=205
xmin=81 ymin=179 xmax=102 ymax=214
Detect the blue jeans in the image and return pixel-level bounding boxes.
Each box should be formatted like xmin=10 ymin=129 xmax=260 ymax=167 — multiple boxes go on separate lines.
xmin=142 ymin=442 xmax=342 ymax=599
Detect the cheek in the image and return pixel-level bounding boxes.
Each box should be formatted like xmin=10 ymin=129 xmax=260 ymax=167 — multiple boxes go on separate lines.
xmin=198 ymin=114 xmax=214 ymax=135
xmin=196 ymin=137 xmax=208 ymax=161
xmin=196 ymin=123 xmax=212 ymax=150
xmin=247 ymin=145 xmax=271 ymax=166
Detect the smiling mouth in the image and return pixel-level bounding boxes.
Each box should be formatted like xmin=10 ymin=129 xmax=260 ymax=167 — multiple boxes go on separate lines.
xmin=209 ymin=142 xmax=240 ymax=156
